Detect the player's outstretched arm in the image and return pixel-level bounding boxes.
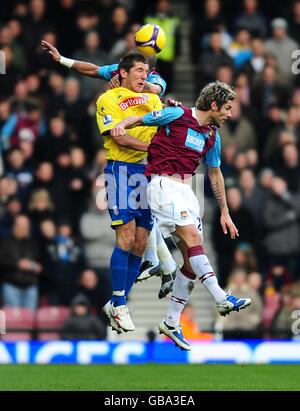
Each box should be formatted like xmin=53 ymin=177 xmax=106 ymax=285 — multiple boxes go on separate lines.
xmin=41 ymin=40 xmax=99 ymax=78
xmin=208 ymin=166 xmax=239 ymax=240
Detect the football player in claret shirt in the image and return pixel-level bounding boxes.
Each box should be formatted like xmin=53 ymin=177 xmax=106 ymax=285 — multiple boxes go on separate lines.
xmin=111 ymin=81 xmax=252 ymax=350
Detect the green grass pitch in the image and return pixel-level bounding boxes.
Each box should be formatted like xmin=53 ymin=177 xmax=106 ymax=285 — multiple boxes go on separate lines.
xmin=0 ymin=364 xmax=300 ymax=391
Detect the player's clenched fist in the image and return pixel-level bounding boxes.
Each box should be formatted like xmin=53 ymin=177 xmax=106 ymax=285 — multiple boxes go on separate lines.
xmin=111 ymin=125 xmax=126 ymax=137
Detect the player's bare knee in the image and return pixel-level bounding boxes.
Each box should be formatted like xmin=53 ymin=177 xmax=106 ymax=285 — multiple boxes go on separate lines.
xmin=116 ymin=230 xmax=135 ymax=251
xmin=131 ymin=237 xmax=148 ymax=256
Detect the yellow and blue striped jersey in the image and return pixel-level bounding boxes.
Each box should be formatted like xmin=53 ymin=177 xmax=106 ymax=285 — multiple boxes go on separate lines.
xmin=96 ymin=87 xmax=162 ymax=163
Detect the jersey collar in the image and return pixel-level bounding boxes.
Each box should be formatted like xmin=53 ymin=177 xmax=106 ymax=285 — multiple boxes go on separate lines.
xmin=192 ymin=107 xmax=202 ymax=125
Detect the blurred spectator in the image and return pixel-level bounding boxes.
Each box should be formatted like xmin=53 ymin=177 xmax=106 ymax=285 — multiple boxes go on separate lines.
xmin=0 ymin=214 xmax=42 ymax=309
xmin=234 ymin=0 xmax=268 ymax=38
xmin=56 ymin=0 xmax=82 ymax=56
xmin=266 ymin=264 xmax=292 ymax=293
xmin=248 ymin=271 xmax=263 ymax=295
xmin=239 ymin=167 xmax=268 ymax=226
xmin=264 ymin=106 xmax=300 ymax=165
xmin=73 ymin=30 xmax=108 ymax=100
xmin=60 ymin=294 xmax=106 ymax=340
xmin=196 ymin=30 xmax=233 ymax=90
xmin=76 ymin=268 xmax=112 ymax=313
xmin=0 ymin=177 xmax=18 ymax=217
xmin=228 ymin=28 xmax=252 ymax=69
xmin=190 ymin=0 xmax=224 ymax=65
xmin=287 ymin=0 xmax=300 ymax=43
xmin=275 ymin=143 xmax=300 ymax=193
xmin=68 ymin=147 xmax=91 ymax=234
xmin=34 ymin=116 xmax=70 ymax=166
xmin=219 ymin=98 xmax=257 ymax=152
xmin=4 ymin=147 xmax=33 ymax=201
xmin=22 ymin=0 xmax=53 ymax=60
xmin=219 ymin=267 xmax=263 ymax=339
xmin=32 ymin=161 xmax=70 ymax=220
xmin=41 ymin=219 xmax=85 ymax=305
xmin=234 ymin=72 xmax=251 ymax=114
xmin=80 ymin=178 xmax=115 ymax=275
xmin=251 ymin=64 xmax=291 ymax=120
xmin=270 ymin=285 xmax=295 ymax=338
xmin=0 ymin=196 xmax=22 ymax=238
xmin=0 ymin=24 xmax=27 ymax=73
xmin=265 ymin=17 xmax=299 ymax=83
xmin=100 ymin=5 xmax=131 ymax=53
xmin=109 ymin=25 xmax=139 ymax=62
xmin=60 ymin=77 xmax=92 ymax=157
xmin=1 ymin=101 xmax=44 ymax=150
xmin=241 ymin=37 xmax=266 ymax=84
xmin=212 ymin=186 xmax=256 ymax=286
xmin=145 ymin=0 xmax=180 ymax=93
xmin=0 ymin=45 xmax=23 ymax=98
xmin=261 ymin=176 xmax=300 ymax=280
xmin=28 ymin=188 xmax=55 ymax=234
xmin=232 ymin=242 xmax=258 ymax=273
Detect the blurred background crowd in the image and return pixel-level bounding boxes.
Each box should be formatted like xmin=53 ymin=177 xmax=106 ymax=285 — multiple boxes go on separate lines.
xmin=1 ymin=0 xmax=300 ymax=341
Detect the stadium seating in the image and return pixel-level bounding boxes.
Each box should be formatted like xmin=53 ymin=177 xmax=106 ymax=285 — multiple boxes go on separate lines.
xmin=35 ymin=306 xmax=70 ymax=340
xmin=1 ymin=332 xmax=32 ymax=341
xmin=0 ymin=307 xmax=35 ymax=341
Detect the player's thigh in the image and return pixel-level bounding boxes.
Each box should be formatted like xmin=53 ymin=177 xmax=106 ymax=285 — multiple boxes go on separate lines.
xmin=147 ymin=176 xmax=176 ymax=238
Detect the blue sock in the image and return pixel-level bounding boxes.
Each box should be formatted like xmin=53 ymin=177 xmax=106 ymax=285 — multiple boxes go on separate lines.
xmin=126 ymin=253 xmax=142 ymax=297
xmin=110 ymin=246 xmax=130 ymax=307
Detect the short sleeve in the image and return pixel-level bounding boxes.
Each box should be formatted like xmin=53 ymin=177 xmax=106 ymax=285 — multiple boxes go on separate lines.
xmin=205 ymin=131 xmax=221 ymax=167
xmin=96 ymin=94 xmax=123 ymax=134
xmin=146 ymin=73 xmax=167 ymax=97
xmin=97 ymin=64 xmax=119 ymax=81
xmin=142 ymin=106 xmax=184 ymax=126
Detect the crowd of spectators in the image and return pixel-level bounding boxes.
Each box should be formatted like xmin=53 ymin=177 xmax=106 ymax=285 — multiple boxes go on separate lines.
xmin=0 ymin=0 xmax=300 ymax=340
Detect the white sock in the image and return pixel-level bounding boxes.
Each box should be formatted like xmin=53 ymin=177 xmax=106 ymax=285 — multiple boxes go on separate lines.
xmin=165 ymin=270 xmax=196 ymax=327
xmin=156 ymin=225 xmax=177 ymax=275
xmin=143 ymin=224 xmax=159 ymax=266
xmin=188 ymin=246 xmax=227 ymax=304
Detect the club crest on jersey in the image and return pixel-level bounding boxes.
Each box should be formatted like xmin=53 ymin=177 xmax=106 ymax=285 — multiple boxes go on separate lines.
xmin=185 ymin=128 xmax=205 ymax=152
xmin=180 ymin=211 xmax=188 ymax=220
xmin=119 ymin=96 xmax=149 ymax=111
xmin=103 ymin=114 xmax=112 ymax=125
xmin=151 ymin=110 xmax=162 ymax=118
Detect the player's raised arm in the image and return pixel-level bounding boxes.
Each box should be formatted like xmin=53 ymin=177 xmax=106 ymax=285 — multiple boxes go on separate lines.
xmin=41 ymin=40 xmax=100 ymax=78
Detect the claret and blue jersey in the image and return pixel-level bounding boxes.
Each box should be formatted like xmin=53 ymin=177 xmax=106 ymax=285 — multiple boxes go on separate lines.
xmin=97 ymin=64 xmax=167 ymax=97
xmin=142 ymin=105 xmax=221 ymax=177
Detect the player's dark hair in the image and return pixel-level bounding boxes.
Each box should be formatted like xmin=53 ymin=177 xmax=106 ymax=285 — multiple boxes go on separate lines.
xmin=118 ymin=52 xmax=148 ymax=73
xmin=196 ymin=81 xmax=236 ymax=111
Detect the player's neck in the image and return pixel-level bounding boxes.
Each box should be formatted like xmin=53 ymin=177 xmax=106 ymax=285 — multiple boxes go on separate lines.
xmin=195 ymin=109 xmax=214 ymax=126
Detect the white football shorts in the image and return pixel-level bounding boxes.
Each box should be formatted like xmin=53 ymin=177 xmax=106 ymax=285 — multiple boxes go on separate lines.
xmin=147 ymin=175 xmax=203 ymax=238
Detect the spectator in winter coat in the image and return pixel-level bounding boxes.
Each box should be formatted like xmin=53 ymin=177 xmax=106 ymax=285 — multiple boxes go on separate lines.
xmin=60 ymin=293 xmax=106 ymax=340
